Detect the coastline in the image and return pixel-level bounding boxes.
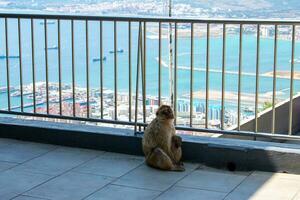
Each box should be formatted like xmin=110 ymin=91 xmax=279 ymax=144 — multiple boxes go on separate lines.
xmin=185 ymin=90 xmax=286 ymax=105
xmin=157 ymin=57 xmax=300 ymax=80
xmin=147 ymin=25 xmax=300 ymax=42
xmin=263 ymin=71 xmax=300 ymax=80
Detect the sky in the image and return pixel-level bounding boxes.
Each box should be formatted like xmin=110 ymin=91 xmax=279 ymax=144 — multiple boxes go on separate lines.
xmin=0 ymin=0 xmax=299 ymax=19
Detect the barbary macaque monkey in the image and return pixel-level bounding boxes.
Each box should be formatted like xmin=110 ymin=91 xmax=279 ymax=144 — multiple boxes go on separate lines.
xmin=142 ymin=105 xmax=184 ymax=171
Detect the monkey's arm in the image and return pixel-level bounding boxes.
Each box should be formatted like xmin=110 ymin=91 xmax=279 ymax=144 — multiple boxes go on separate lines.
xmin=171 ymin=135 xmax=182 ymax=149
xmin=170 ymin=135 xmax=183 ymax=166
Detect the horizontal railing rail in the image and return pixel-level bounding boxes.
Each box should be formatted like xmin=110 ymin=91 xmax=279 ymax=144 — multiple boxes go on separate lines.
xmin=0 ymin=13 xmax=299 ymax=24
xmin=0 ymin=12 xmax=299 ymax=140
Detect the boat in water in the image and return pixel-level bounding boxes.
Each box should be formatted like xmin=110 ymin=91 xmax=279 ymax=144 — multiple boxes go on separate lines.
xmin=45 ymin=45 xmax=58 ymax=50
xmin=92 ymin=56 xmax=107 ymax=62
xmin=0 ymin=86 xmax=16 ymax=93
xmin=109 ymin=49 xmax=124 ymax=54
xmin=0 ymin=87 xmax=7 ymax=93
xmin=289 ymin=58 xmax=300 ymax=64
xmin=0 ymin=55 xmax=19 ymax=59
xmin=11 ymin=91 xmax=21 ymax=97
xmin=243 ymin=107 xmax=254 ymax=113
xmin=40 ymin=21 xmax=55 ymax=25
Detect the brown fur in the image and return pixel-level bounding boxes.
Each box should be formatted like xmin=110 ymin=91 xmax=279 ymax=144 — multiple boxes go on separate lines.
xmin=142 ymin=105 xmax=184 ymax=171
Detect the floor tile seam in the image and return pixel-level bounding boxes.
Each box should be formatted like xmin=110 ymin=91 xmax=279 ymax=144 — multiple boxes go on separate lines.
xmin=10 ymin=194 xmax=52 ymax=200
xmin=102 ymin=151 xmax=144 ymax=161
xmin=7 ymin=144 xmax=107 ymax=175
xmin=18 ymin=152 xmax=102 ymax=199
xmin=0 ymin=160 xmax=19 ymax=165
xmin=71 ymin=151 xmax=145 ymax=178
xmin=0 ymin=161 xmax=19 ymax=172
xmin=1 ymin=145 xmax=60 ymax=173
xmin=107 ymin=182 xmax=165 ymax=192
xmin=99 ymin=157 xmax=146 ymax=162
xmin=152 ymin=165 xmax=200 ymax=200
xmin=67 ymin=170 xmax=118 ymax=179
xmin=110 ymin=183 xmax=163 ymax=192
xmin=80 ymin=180 xmax=117 ymax=200
xmin=222 ymin=171 xmax=255 ymax=200
xmin=82 ymin=161 xmax=146 ymax=200
xmin=291 ymin=188 xmax=300 ymax=200
xmin=109 ymin=161 xmax=146 ymax=184
xmin=174 ymin=185 xmax=230 ymax=194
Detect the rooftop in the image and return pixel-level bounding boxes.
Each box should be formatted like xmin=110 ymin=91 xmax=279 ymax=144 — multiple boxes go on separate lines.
xmin=1 ymin=138 xmax=300 ymax=200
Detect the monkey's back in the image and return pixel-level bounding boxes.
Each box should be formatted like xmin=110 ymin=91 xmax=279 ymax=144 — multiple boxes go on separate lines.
xmin=142 ymin=118 xmax=174 ymax=157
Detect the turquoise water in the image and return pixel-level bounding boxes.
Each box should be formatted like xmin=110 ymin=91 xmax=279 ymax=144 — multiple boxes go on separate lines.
xmin=0 ymin=19 xmax=300 ymax=110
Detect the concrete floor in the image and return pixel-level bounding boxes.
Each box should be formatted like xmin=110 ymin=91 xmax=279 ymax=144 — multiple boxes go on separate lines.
xmin=0 ymin=138 xmax=300 ymax=200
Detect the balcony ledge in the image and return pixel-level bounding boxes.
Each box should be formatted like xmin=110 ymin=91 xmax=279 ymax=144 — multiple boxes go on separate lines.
xmin=1 ymin=117 xmax=300 ymax=174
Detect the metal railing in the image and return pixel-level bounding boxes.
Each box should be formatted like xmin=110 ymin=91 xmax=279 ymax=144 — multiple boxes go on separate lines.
xmin=0 ymin=13 xmax=300 ymax=140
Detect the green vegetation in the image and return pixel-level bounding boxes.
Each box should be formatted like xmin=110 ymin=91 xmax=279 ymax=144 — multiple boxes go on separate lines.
xmin=262 ymin=101 xmax=273 ymax=110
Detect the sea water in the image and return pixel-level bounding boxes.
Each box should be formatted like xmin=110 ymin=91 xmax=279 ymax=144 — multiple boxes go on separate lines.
xmin=0 ymin=19 xmax=299 ymax=111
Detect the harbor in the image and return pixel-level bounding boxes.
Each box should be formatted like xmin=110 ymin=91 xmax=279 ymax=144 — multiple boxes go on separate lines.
xmin=0 ymin=81 xmax=269 ymax=129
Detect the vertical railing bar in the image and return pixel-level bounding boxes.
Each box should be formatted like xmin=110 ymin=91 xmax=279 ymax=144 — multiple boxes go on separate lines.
xmin=71 ymin=19 xmax=76 ymax=117
xmin=128 ymin=21 xmax=132 ymax=122
xmin=86 ymin=20 xmax=90 ymax=118
xmin=289 ymin=25 xmax=296 ymax=135
xmin=237 ymin=24 xmax=243 ymax=131
xmin=174 ymin=22 xmax=178 ymax=125
xmin=100 ymin=20 xmax=103 ymax=119
xmin=114 ymin=20 xmax=118 ymax=120
xmin=272 ymin=24 xmax=278 ymax=134
xmin=158 ymin=22 xmax=162 ymax=106
xmin=143 ymin=21 xmax=146 ymax=124
xmin=44 ymin=18 xmax=49 ymax=114
xmin=190 ymin=22 xmax=194 ymax=127
xmin=169 ymin=22 xmax=174 ymax=109
xmin=134 ymin=22 xmax=142 ymax=133
xmin=205 ymin=23 xmax=210 ymax=129
xmin=221 ymin=23 xmax=226 ymax=130
xmin=140 ymin=25 xmax=144 ymax=127
xmin=254 ymin=24 xmax=261 ymax=133
xmin=5 ymin=17 xmax=10 ymax=111
xmin=58 ymin=19 xmax=62 ymax=116
xmin=18 ymin=18 xmax=23 ymax=113
xmin=31 ymin=18 xmax=36 ymax=113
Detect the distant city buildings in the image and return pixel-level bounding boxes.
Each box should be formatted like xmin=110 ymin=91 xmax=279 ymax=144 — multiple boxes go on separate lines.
xmin=3 ymin=82 xmax=251 ymax=130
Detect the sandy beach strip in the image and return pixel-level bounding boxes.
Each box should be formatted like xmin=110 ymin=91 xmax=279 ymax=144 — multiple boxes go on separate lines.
xmin=183 ymin=90 xmax=286 ymax=105
xmin=263 ymin=71 xmax=300 ymax=80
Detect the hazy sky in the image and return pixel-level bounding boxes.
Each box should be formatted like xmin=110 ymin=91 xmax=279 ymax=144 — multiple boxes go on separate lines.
xmin=0 ymin=0 xmax=299 ymax=19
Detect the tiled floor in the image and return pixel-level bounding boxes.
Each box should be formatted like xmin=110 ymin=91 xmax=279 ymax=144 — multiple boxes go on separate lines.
xmin=0 ymin=138 xmax=300 ymax=200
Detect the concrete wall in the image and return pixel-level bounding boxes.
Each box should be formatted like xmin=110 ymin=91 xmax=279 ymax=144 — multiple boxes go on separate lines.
xmin=232 ymin=94 xmax=300 ymax=135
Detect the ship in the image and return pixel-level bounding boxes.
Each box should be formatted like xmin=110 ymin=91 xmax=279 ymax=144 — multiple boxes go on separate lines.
xmin=40 ymin=21 xmax=55 ymax=25
xmin=0 ymin=86 xmax=16 ymax=93
xmin=92 ymin=56 xmax=106 ymax=62
xmin=0 ymin=87 xmax=7 ymax=93
xmin=109 ymin=49 xmax=124 ymax=54
xmin=243 ymin=107 xmax=255 ymax=113
xmin=11 ymin=91 xmax=21 ymax=97
xmin=289 ymin=58 xmax=300 ymax=64
xmin=45 ymin=45 xmax=58 ymax=50
xmin=0 ymin=55 xmax=19 ymax=59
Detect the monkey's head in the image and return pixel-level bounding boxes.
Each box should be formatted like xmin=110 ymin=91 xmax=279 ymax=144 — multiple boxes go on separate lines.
xmin=156 ymin=105 xmax=174 ymax=120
